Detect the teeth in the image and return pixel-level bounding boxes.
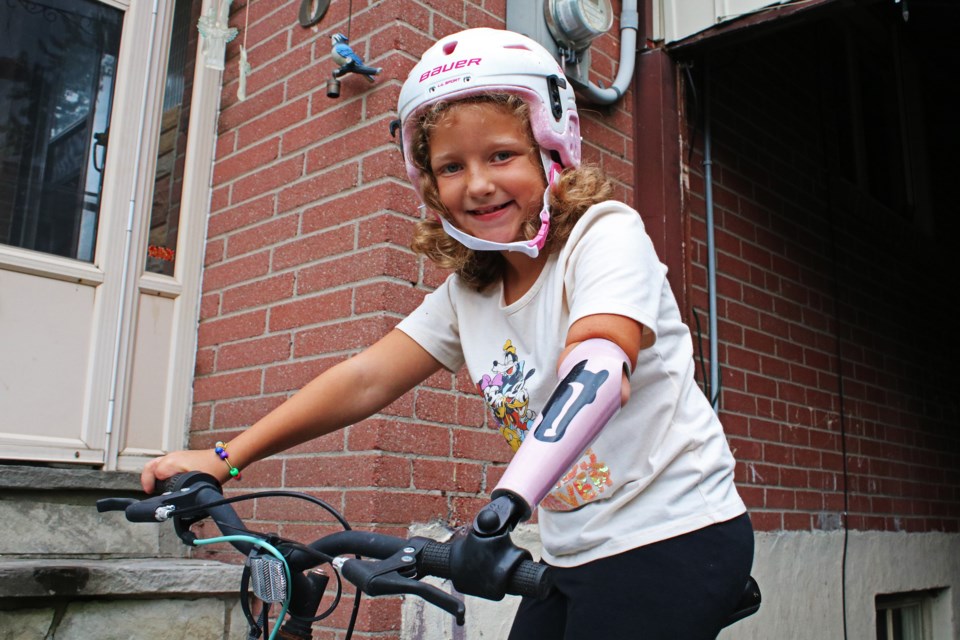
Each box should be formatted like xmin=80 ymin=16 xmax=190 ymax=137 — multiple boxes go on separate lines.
xmin=471 ymin=203 xmax=508 ymax=215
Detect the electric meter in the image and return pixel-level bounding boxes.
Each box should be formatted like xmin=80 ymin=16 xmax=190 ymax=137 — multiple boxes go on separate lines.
xmin=544 ymin=0 xmax=614 ymax=52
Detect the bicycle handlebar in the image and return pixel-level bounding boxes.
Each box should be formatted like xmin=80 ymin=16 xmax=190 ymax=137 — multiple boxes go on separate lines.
xmin=96 ymin=472 xmax=553 ymax=628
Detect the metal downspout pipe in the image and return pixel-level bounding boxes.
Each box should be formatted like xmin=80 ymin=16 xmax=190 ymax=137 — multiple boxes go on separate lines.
xmin=703 ymin=62 xmax=719 ymax=411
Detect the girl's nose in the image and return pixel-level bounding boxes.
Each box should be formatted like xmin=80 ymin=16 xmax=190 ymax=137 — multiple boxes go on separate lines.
xmin=465 ymin=166 xmax=495 ymax=198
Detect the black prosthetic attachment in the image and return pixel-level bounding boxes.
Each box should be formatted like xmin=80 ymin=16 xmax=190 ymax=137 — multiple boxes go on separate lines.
xmin=449 ymin=494 xmax=531 ymax=601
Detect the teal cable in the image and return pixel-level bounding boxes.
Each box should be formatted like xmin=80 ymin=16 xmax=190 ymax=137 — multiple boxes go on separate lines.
xmin=193 ymin=535 xmax=292 ymax=640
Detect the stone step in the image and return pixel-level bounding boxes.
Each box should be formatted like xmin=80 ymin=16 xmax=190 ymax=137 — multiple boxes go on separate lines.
xmin=0 ymin=558 xmax=242 ymax=599
xmin=0 ymin=464 xmax=181 ymax=559
xmin=0 ymin=559 xmax=245 ymax=640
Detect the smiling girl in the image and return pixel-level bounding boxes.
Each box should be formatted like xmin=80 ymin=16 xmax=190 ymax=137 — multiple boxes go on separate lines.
xmin=143 ymin=27 xmax=753 ymax=639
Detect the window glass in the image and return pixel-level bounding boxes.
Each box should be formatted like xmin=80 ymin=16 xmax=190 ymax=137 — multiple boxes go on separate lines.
xmin=145 ymin=0 xmax=200 ymax=277
xmin=877 ymin=593 xmax=931 ymax=640
xmin=0 ymin=0 xmax=122 ymax=261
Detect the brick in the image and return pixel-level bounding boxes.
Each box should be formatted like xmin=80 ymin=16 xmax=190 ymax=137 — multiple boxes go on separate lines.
xmin=190 ymin=403 xmax=212 ymax=431
xmin=287 ymin=430 xmax=349 ymax=456
xmin=213 ymin=137 xmax=280 ymax=185
xmin=236 ymin=97 xmax=311 ymax=149
xmin=276 ymin=162 xmax=360 ymax=214
xmin=225 ymin=214 xmax=300 ymax=258
xmin=212 ymin=395 xmax=286 ymax=429
xmin=301 ymin=182 xmax=419 ymax=232
xmin=344 ymin=490 xmax=447 ymax=525
xmin=244 ymin=42 xmax=314 ymax=98
xmin=413 ymin=459 xmax=484 ymax=493
xmin=263 ymin=354 xmax=343 ymax=394
xmin=271 ymin=224 xmax=357 ymax=271
xmin=221 ymin=272 xmax=296 ymax=313
xmin=285 ymin=454 xmax=411 ymax=489
xmin=297 ymin=248 xmax=419 ymax=294
xmin=217 ymin=334 xmax=292 ymax=371
xmin=453 ymin=428 xmax=512 ymax=463
xmin=204 ymin=238 xmax=225 ymax=267
xmin=414 ymin=388 xmax=460 ymax=424
xmin=230 ymin=458 xmax=284 ymax=490
xmin=252 ymin=488 xmax=347 ymax=522
xmin=783 ymin=512 xmax=812 ymax=531
xmin=347 ymin=418 xmax=451 ymax=457
xmin=185 ymin=0 xmax=959 ymax=551
xmin=197 ymin=309 xmax=267 ymax=347
xmin=231 ymin=155 xmax=304 ymax=204
xmin=269 ymin=289 xmax=354 ymax=331
xmin=354 ymin=281 xmax=427 ymax=316
xmin=193 ymin=370 xmax=263 ymax=402
xmin=202 ymin=251 xmax=271 ymax=292
xmin=361 ymin=147 xmax=407 ymax=182
xmin=358 ymin=213 xmax=417 ymax=249
xmin=218 ymin=84 xmax=285 ymax=133
xmin=294 ymin=316 xmax=396 ymax=356
xmin=208 ymin=195 xmax=277 ymax=238
xmin=302 ymin=117 xmax=397 ymax=170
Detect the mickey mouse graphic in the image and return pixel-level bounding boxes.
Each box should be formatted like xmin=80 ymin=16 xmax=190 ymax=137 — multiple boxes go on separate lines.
xmin=477 ymin=340 xmax=537 ymax=452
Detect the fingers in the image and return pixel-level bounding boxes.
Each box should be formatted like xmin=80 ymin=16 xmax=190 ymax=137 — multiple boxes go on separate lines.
xmin=142 ymin=450 xmax=228 ymax=495
xmin=141 ymin=457 xmax=158 ymax=494
xmin=140 ymin=453 xmax=188 ymax=494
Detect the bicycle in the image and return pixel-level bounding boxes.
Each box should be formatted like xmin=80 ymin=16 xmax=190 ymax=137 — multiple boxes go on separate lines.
xmin=97 ymin=471 xmax=760 ymax=639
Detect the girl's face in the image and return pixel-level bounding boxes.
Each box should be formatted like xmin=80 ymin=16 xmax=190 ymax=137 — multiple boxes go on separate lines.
xmin=428 ymin=103 xmax=546 ymax=248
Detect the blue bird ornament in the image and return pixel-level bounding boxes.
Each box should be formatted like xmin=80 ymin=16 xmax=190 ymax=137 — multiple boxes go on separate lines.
xmin=331 ymin=33 xmax=381 ymax=82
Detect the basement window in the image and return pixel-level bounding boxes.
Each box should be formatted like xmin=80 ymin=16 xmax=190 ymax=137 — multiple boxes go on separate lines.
xmin=876 ymin=591 xmax=934 ymax=640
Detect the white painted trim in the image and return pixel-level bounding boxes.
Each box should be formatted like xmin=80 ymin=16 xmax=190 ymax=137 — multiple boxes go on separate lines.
xmin=139 ymin=272 xmax=184 ymax=298
xmin=118 ymin=0 xmax=223 ymax=462
xmin=0 ymin=246 xmax=105 ymax=285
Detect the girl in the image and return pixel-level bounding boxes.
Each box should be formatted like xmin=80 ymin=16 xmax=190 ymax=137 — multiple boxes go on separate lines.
xmin=143 ymin=28 xmax=753 ymax=639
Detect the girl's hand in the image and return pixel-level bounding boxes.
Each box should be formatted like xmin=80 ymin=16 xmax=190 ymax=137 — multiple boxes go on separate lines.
xmin=140 ymin=449 xmax=229 ymax=494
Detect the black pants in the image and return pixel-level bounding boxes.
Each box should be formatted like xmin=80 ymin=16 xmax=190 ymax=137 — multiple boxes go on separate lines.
xmin=508 ymin=513 xmax=754 ymax=640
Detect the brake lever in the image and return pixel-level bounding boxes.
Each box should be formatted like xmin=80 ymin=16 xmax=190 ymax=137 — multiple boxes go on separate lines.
xmin=335 ymin=539 xmax=466 ymax=625
xmin=381 ymin=573 xmax=466 ymax=625
xmin=95 ymin=484 xmax=209 ymax=524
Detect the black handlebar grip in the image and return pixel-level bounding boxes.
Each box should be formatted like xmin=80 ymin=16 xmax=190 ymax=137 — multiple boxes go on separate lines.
xmin=417 ymin=541 xmax=553 ymax=600
xmin=155 ymin=474 xmax=186 ymax=495
xmin=156 ymin=471 xmax=222 ymax=496
xmin=507 ymin=560 xmax=553 ymax=600
xmin=418 ymin=540 xmax=453 ymax=579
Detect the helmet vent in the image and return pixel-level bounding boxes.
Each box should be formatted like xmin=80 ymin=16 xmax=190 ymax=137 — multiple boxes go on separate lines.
xmin=442 ymin=41 xmax=458 ymax=55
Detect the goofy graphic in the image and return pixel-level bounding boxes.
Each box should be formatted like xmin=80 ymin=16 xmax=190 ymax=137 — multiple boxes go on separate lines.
xmin=477 ymin=340 xmax=537 ymax=452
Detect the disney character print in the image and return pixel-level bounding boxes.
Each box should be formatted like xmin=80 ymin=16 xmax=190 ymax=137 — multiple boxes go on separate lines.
xmin=476 ymin=339 xmax=614 ymax=511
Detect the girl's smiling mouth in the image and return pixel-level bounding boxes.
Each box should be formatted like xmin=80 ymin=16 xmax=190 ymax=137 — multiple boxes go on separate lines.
xmin=469 ymin=201 xmax=514 ymax=217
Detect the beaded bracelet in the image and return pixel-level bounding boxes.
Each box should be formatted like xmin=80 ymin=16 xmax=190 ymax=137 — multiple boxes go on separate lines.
xmin=214 ymin=441 xmax=242 ymax=480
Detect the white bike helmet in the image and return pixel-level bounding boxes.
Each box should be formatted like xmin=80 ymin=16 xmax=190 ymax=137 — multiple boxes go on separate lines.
xmin=397 ymin=28 xmax=581 ymax=257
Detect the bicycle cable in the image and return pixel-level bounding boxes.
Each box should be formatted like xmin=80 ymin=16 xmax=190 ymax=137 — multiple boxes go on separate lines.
xmin=194 ymin=534 xmax=291 ymax=640
xmin=177 ymin=488 xmax=362 ymax=637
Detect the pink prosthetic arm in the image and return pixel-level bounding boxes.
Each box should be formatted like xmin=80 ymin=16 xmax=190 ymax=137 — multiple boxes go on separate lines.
xmin=492 ymin=338 xmax=630 ymax=520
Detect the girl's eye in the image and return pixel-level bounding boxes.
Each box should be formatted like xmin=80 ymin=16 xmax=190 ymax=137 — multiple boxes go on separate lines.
xmin=493 ymin=151 xmax=516 ymax=162
xmin=436 ymin=163 xmax=461 ymax=175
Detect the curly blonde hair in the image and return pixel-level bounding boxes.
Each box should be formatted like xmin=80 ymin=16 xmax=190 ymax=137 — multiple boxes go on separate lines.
xmin=409 ymin=94 xmax=613 ymax=291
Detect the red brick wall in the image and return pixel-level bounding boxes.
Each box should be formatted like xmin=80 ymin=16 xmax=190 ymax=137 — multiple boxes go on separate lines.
xmin=680 ymin=23 xmax=959 ymax=534
xmin=189 ymin=1 xmax=633 ymax=635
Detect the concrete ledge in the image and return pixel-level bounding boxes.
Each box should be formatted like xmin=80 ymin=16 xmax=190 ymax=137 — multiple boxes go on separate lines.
xmin=0 ymin=464 xmax=141 ymax=492
xmin=0 ymin=558 xmax=243 ymax=599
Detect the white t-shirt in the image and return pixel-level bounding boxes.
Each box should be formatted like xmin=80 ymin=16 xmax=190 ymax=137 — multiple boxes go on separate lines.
xmin=397 ymin=201 xmax=746 ymax=567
